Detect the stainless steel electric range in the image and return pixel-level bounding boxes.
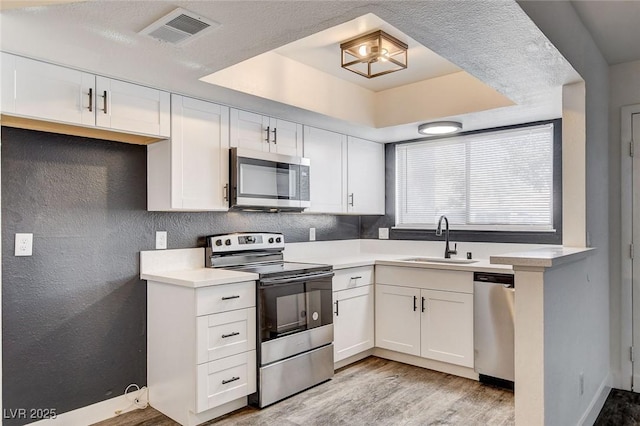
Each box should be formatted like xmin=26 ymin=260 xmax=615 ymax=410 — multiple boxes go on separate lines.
xmin=205 ymin=232 xmax=334 ymax=408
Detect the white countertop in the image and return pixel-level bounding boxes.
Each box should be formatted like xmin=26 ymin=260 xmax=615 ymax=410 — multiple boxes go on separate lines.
xmin=490 ymin=246 xmax=595 ymax=268
xmin=141 ymin=268 xmax=258 ymax=288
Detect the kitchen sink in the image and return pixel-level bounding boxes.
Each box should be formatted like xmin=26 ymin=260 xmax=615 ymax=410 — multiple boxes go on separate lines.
xmin=402 ymin=257 xmax=478 ymax=265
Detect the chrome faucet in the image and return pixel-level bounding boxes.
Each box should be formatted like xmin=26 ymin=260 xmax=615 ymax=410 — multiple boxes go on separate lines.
xmin=436 ymin=215 xmax=457 ymax=259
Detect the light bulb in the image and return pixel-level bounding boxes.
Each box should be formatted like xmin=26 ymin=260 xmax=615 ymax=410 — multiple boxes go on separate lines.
xmin=358 ymin=45 xmax=368 ymax=56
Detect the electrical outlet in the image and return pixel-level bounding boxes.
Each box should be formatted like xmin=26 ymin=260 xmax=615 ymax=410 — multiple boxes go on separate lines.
xmin=155 ymin=231 xmax=167 ymax=250
xmin=309 ymin=228 xmax=316 ymax=241
xmin=379 ymin=228 xmax=389 ymax=240
xmin=579 ymin=372 xmax=584 ymax=395
xmin=15 ymin=233 xmax=33 ymax=256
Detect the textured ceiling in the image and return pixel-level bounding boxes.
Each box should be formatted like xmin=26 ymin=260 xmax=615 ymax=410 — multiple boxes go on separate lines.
xmin=571 ymin=0 xmax=640 ymax=65
xmin=0 ymin=1 xmax=580 ymax=142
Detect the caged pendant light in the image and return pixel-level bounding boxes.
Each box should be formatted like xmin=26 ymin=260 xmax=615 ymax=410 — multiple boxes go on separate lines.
xmin=340 ymin=30 xmax=408 ymax=79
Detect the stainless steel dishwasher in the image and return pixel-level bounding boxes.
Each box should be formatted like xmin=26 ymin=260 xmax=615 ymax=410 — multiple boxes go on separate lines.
xmin=474 ymin=272 xmax=515 ymax=389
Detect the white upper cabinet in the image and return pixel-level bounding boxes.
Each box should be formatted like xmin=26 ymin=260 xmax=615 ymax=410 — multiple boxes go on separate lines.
xmin=303 ymin=126 xmax=347 ymax=213
xmin=95 ymin=76 xmax=170 ymax=137
xmin=148 ymin=94 xmax=230 ymax=211
xmin=304 ymin=127 xmax=385 ymax=215
xmin=347 ymin=136 xmax=385 ymax=215
xmin=2 ymin=53 xmax=95 ymax=126
xmin=230 ymin=108 xmax=302 ymax=157
xmin=1 ymin=53 xmax=170 ymax=139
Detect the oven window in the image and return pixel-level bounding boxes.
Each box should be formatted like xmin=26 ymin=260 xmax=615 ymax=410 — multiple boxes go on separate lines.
xmin=260 ymin=279 xmax=332 ymax=341
xmin=239 ymin=160 xmax=299 ymax=199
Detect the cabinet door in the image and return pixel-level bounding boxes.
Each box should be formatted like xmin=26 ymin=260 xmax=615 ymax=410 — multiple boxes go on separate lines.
xmin=95 ymin=76 xmax=170 ymax=137
xmin=270 ymin=118 xmax=302 ymax=156
xmin=347 ymin=136 xmax=385 ymax=214
xmin=230 ymin=108 xmax=270 ymax=152
xmin=303 ymin=126 xmax=347 ymax=213
xmin=170 ymin=94 xmax=230 ymax=210
xmin=420 ymin=289 xmax=474 ymax=367
xmin=375 ymin=284 xmax=420 ymax=356
xmin=333 ymin=285 xmax=374 ymax=362
xmin=7 ymin=54 xmax=95 ymax=126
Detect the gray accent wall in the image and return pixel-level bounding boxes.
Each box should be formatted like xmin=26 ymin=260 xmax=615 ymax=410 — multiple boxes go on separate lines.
xmin=1 ymin=127 xmax=359 ymax=424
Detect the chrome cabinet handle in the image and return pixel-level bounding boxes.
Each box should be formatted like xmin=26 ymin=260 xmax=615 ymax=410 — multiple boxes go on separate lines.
xmin=221 ymin=295 xmax=240 ymax=300
xmin=350 ymin=276 xmax=362 ymax=280
xmin=348 ymin=193 xmax=355 ymax=207
xmin=223 ymin=183 xmax=229 ymax=201
xmin=88 ymin=88 xmax=93 ymax=112
xmin=272 ymin=127 xmax=277 ymax=144
xmin=421 ymin=297 xmax=426 ymax=313
xmin=222 ymin=331 xmax=240 ymax=339
xmin=334 ymin=300 xmax=339 ymax=316
xmin=265 ymin=126 xmax=270 ymax=143
xmin=102 ymin=90 xmax=108 ymax=114
xmin=222 ymin=376 xmax=240 ymax=385
xmin=413 ymin=295 xmax=417 ymax=312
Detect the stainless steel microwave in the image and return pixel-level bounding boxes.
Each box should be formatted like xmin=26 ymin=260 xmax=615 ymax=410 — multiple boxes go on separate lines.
xmin=230 ymin=148 xmax=310 ymax=211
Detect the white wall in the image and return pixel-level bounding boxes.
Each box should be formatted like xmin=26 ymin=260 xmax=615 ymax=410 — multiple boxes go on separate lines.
xmin=609 ymin=59 xmax=640 ymax=389
xmin=518 ymin=0 xmax=611 ymax=421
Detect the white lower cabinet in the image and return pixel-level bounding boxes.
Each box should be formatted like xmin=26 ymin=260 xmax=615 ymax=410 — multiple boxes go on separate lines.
xmin=333 ymin=285 xmax=374 ymax=362
xmin=147 ymin=280 xmax=257 ymax=425
xmin=375 ymin=267 xmax=474 ymax=368
xmin=375 ymin=284 xmax=421 ymax=356
xmin=332 ymin=266 xmax=375 ymax=363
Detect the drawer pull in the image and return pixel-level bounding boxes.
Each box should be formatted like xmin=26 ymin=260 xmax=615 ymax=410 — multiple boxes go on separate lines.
xmin=222 ymin=376 xmax=240 ymax=385
xmin=350 ymin=276 xmax=362 ymax=280
xmin=221 ymin=295 xmax=240 ymax=300
xmin=221 ymin=331 xmax=240 ymax=339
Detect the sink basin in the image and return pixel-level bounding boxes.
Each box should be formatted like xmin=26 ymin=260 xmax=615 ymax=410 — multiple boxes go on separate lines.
xmin=402 ymin=257 xmax=478 ymax=265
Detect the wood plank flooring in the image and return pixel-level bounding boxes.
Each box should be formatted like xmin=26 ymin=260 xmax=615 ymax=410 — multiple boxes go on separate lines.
xmin=93 ymin=356 xmax=515 ymax=426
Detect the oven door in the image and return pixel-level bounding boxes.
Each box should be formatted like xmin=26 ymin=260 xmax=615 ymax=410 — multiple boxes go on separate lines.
xmin=231 ymin=148 xmax=310 ymax=210
xmin=258 ymin=272 xmax=333 ymax=343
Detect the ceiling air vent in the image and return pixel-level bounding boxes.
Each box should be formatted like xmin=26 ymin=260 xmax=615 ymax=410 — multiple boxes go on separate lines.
xmin=140 ymin=8 xmax=220 ymax=46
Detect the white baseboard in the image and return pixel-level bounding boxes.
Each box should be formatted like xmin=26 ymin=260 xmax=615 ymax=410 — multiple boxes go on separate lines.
xmin=579 ymin=373 xmax=611 ymax=426
xmin=28 ymin=393 xmax=139 ymax=426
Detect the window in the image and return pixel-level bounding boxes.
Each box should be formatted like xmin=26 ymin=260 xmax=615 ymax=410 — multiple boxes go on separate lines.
xmin=395 ymin=123 xmax=555 ymax=232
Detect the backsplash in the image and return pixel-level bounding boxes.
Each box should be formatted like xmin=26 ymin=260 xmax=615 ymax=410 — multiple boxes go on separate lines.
xmin=0 ymin=127 xmax=359 ymax=423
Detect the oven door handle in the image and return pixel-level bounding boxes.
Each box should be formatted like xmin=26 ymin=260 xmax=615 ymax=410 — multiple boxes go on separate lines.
xmin=259 ymin=271 xmax=335 ymax=286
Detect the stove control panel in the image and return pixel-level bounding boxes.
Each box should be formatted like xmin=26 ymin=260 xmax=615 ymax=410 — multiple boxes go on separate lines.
xmin=206 ymin=232 xmax=285 ymax=253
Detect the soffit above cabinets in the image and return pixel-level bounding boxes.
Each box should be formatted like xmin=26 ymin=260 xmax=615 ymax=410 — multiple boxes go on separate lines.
xmin=0 ymin=1 xmax=580 ymax=142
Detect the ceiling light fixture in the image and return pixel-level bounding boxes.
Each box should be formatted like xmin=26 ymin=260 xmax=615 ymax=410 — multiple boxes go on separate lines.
xmin=340 ymin=30 xmax=408 ymax=79
xmin=418 ymin=121 xmax=463 ymax=136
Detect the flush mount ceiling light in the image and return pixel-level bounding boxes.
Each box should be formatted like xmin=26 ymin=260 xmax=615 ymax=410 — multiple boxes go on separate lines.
xmin=340 ymin=30 xmax=408 ymax=79
xmin=418 ymin=121 xmax=463 ymax=136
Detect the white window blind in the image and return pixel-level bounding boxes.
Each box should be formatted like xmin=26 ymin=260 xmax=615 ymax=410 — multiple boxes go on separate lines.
xmin=396 ymin=123 xmax=554 ymax=231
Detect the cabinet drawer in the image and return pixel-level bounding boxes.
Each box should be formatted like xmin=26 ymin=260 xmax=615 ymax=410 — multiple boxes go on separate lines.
xmin=197 ymin=308 xmax=256 ymax=364
xmin=375 ymin=266 xmax=472 ymax=293
xmin=196 ymin=281 xmax=255 ymax=316
xmin=196 ymin=350 xmax=257 ymax=413
xmin=332 ymin=266 xmax=374 ymax=291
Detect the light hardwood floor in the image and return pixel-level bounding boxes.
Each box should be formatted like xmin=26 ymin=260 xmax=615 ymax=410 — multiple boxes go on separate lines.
xmin=93 ymin=356 xmax=515 ymax=426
